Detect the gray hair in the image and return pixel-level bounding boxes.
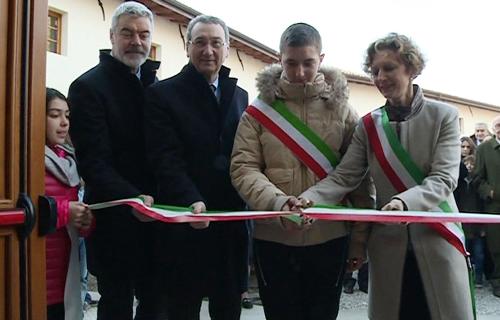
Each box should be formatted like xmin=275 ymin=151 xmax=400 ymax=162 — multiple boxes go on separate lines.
xmin=111 ymin=1 xmax=154 ymax=31
xmin=187 ymin=15 xmax=230 ymax=43
xmin=363 ymin=33 xmax=425 ymax=78
xmin=475 ymin=122 xmax=489 ymax=129
xmin=279 ymin=23 xmax=322 ymax=54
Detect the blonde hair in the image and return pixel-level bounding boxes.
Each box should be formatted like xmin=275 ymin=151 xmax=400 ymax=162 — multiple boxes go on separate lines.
xmin=363 ymin=33 xmax=425 ymax=78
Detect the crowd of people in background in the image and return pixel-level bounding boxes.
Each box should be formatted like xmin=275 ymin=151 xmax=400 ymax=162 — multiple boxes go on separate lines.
xmin=455 ymin=119 xmax=500 ymax=297
xmin=42 ymin=1 xmax=500 ymax=320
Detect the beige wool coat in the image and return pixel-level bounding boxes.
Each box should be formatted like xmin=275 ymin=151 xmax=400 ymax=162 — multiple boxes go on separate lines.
xmin=301 ymin=85 xmax=474 ymax=320
xmin=230 ymin=64 xmax=375 ymax=252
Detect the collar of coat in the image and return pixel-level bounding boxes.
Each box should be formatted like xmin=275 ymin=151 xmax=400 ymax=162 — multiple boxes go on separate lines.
xmin=383 ymin=84 xmax=425 ymax=122
xmin=255 ymin=64 xmax=349 ymax=110
xmin=181 ymin=63 xmax=233 ymax=84
xmin=98 ymin=49 xmax=161 ymax=84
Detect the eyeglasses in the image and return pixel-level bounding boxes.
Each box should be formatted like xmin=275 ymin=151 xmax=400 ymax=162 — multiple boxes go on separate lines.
xmin=189 ymin=38 xmax=226 ymax=49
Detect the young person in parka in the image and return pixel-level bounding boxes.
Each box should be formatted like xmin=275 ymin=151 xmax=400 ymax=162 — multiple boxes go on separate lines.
xmin=231 ymin=23 xmax=375 ymax=320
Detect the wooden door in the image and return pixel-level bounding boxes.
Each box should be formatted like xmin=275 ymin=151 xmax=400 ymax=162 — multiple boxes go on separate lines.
xmin=0 ymin=0 xmax=47 ymax=319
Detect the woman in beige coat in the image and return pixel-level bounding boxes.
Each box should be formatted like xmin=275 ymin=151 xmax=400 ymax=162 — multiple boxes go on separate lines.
xmin=230 ymin=23 xmax=374 ymax=320
xmin=301 ymin=33 xmax=474 ymax=320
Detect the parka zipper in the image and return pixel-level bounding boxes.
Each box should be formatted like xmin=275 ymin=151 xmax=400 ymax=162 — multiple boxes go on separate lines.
xmin=301 ymin=92 xmax=307 ymax=244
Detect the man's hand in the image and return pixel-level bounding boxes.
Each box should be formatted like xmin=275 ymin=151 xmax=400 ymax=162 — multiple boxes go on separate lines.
xmin=279 ymin=197 xmax=315 ymax=230
xmin=279 ymin=216 xmax=303 ymax=231
xmin=133 ymin=194 xmax=155 ymax=222
xmin=280 ymin=197 xmax=300 ymax=211
xmin=138 ymin=194 xmax=154 ymax=207
xmin=190 ymin=201 xmax=209 ymax=229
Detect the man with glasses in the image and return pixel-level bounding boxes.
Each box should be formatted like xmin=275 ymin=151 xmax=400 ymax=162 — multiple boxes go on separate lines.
xmin=68 ymin=2 xmax=165 ymax=319
xmin=144 ymin=15 xmax=248 ymax=319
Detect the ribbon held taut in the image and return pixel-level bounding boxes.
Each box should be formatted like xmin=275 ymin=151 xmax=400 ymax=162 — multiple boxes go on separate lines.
xmin=89 ymin=198 xmax=500 ymax=225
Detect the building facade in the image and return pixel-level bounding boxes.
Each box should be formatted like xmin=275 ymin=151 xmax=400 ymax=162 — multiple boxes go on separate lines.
xmin=46 ymin=0 xmax=499 ymax=136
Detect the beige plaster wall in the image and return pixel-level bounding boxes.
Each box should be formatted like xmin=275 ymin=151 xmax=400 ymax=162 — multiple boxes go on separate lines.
xmin=47 ymin=0 xmax=498 ymax=133
xmin=46 ymin=0 xmax=267 ymax=100
xmin=347 ymin=81 xmax=500 ymax=136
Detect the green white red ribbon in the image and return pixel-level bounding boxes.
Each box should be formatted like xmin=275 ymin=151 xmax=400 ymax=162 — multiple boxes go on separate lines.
xmin=89 ymin=198 xmax=500 ymax=224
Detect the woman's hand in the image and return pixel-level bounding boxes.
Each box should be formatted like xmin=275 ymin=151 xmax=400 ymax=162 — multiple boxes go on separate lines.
xmin=381 ymin=199 xmax=408 ymax=225
xmin=381 ymin=199 xmax=404 ymax=211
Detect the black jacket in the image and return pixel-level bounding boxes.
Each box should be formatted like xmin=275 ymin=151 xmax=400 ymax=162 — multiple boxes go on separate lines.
xmin=68 ymin=51 xmax=160 ymax=266
xmin=145 ymin=63 xmax=247 ymax=210
xmin=69 ymin=50 xmax=160 ymax=203
xmin=144 ymin=63 xmax=249 ymax=293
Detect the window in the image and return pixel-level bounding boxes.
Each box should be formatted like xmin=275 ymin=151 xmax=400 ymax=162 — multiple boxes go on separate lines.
xmin=459 ymin=117 xmax=464 ymax=134
xmin=47 ymin=10 xmax=62 ymax=54
xmin=149 ymin=44 xmax=159 ymax=60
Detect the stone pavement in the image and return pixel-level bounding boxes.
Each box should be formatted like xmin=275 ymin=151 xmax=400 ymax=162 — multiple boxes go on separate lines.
xmin=84 ymin=285 xmax=500 ymax=320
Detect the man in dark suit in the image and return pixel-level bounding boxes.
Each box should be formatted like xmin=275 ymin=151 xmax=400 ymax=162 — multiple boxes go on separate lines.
xmin=68 ymin=2 xmax=165 ymax=319
xmin=144 ymin=15 xmax=248 ymax=320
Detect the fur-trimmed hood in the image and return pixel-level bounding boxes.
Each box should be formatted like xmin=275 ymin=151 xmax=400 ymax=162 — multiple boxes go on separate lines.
xmin=255 ymin=64 xmax=349 ymax=109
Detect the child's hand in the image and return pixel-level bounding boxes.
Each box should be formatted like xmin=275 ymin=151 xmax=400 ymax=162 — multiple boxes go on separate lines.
xmin=69 ymin=201 xmax=92 ymax=230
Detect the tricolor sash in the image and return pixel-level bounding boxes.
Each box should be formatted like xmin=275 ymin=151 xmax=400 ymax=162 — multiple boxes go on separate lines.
xmin=246 ymin=98 xmax=340 ymax=179
xmin=362 ymin=108 xmax=467 ymax=255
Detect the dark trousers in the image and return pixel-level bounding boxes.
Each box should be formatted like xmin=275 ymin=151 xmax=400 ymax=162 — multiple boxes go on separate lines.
xmin=240 ymin=220 xmax=254 ymax=293
xmin=161 ymin=222 xmax=246 ymax=320
xmin=343 ymin=262 xmax=369 ymax=292
xmin=90 ymin=221 xmax=167 ymax=320
xmin=165 ymin=288 xmax=241 ymax=320
xmin=47 ymin=303 xmax=64 ymax=320
xmin=96 ymin=264 xmax=167 ymax=320
xmin=399 ymin=250 xmax=431 ymax=320
xmin=254 ymin=237 xmax=348 ymax=320
xmin=486 ymin=224 xmax=500 ymax=281
xmin=467 ymin=237 xmax=486 ymax=283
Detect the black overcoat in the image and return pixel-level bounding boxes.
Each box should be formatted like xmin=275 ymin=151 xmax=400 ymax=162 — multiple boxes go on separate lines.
xmin=68 ymin=50 xmax=160 ymax=272
xmin=144 ymin=63 xmax=249 ymax=294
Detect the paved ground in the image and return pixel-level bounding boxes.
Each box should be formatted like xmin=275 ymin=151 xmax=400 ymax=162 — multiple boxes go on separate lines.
xmin=84 ymin=283 xmax=500 ymax=320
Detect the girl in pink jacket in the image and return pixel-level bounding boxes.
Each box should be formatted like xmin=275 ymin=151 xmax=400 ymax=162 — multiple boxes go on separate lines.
xmin=45 ymin=88 xmax=92 ymax=320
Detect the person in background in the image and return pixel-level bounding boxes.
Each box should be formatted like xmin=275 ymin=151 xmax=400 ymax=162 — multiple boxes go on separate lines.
xmin=68 ymin=2 xmax=165 ymax=319
xmin=299 ymin=33 xmax=474 ymax=319
xmin=470 ymin=122 xmax=492 ymax=146
xmin=454 ymin=137 xmax=477 ymax=206
xmin=474 ymin=115 xmax=500 ymax=297
xmin=343 ymin=262 xmax=368 ymax=294
xmin=457 ymin=153 xmax=486 ymax=287
xmin=45 ymin=88 xmax=93 ymax=320
xmin=231 ymin=23 xmax=374 ymax=320
xmin=240 ymin=220 xmax=254 ymax=309
xmin=144 ymin=14 xmax=248 ymax=320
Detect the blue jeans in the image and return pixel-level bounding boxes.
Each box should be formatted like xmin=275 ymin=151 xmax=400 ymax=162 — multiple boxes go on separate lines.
xmin=79 ymin=237 xmax=89 ymax=304
xmin=467 ymin=237 xmax=486 ymax=283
